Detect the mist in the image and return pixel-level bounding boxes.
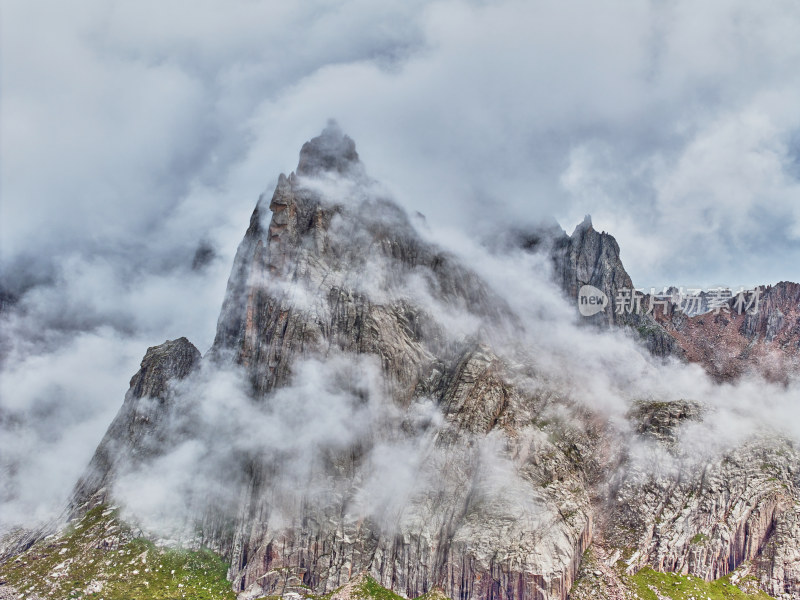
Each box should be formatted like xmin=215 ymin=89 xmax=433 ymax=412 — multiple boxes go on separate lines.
xmin=2 ymin=0 xmax=800 ymax=539
xmin=62 ymin=161 xmax=800 ymax=552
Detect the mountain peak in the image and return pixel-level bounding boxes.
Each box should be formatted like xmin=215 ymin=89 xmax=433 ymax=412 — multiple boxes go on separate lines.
xmin=297 ymin=120 xmax=360 ymax=176
xmin=571 ymin=214 xmax=593 ymax=236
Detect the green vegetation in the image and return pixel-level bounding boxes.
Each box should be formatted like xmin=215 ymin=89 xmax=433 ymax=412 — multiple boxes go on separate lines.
xmin=411 ymin=589 xmax=451 ymax=600
xmin=690 ymin=532 xmax=709 ymax=544
xmin=351 ymin=576 xmax=407 ymax=600
xmin=636 ymin=325 xmax=662 ymax=339
xmin=8 ymin=506 xmax=774 ymax=600
xmin=570 ymin=547 xmax=775 ymax=600
xmin=630 ymin=567 xmax=774 ymax=600
xmin=0 ymin=505 xmax=235 ymax=599
xmin=0 ymin=508 xmax=451 ymax=600
xmin=296 ymin=575 xmax=449 ymax=600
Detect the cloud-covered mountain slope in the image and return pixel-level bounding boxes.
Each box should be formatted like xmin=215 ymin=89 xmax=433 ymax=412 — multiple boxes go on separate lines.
xmin=7 ymin=125 xmax=799 ymax=600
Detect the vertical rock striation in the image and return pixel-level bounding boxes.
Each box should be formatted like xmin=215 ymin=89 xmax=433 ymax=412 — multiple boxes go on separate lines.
xmin=206 ymin=123 xmax=593 ymax=600
xmin=607 ymin=402 xmax=800 ymax=597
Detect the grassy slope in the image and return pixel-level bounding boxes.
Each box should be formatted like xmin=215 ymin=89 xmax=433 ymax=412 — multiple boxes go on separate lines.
xmin=0 ymin=506 xmax=235 ymax=600
xmin=630 ymin=567 xmax=775 ymax=600
xmin=569 ymin=547 xmax=776 ymax=600
xmin=285 ymin=575 xmax=450 ymax=600
xmin=0 ymin=507 xmax=449 ymax=600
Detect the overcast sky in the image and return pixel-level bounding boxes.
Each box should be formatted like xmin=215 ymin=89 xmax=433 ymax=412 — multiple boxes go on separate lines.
xmin=2 ymin=0 xmax=800 ymax=527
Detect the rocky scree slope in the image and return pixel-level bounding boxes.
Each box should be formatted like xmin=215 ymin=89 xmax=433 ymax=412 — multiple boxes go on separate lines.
xmin=654 ymin=281 xmax=800 ymax=382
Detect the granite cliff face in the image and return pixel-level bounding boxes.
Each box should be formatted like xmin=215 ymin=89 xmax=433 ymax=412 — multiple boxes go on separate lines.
xmin=211 ymin=124 xmax=504 ymax=400
xmin=605 ymin=405 xmax=800 ymax=598
xmin=204 ymin=124 xmax=595 ymax=600
xmin=32 ymin=125 xmax=800 ymax=600
xmin=69 ymin=124 xmax=596 ymax=600
xmin=543 ymin=221 xmax=800 ymax=597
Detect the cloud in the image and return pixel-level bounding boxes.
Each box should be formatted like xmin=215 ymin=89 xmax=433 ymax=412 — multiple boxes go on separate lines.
xmin=561 ymin=106 xmax=800 ymax=289
xmin=111 ymin=354 xmax=449 ymax=536
xmin=0 ymin=329 xmax=145 ymax=528
xmin=2 ymin=0 xmax=800 ymax=532
xmin=4 ymin=0 xmax=800 ymax=286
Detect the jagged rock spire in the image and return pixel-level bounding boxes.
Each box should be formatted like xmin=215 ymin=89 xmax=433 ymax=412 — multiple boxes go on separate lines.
xmin=70 ymin=338 xmax=201 ymax=512
xmin=572 ymin=214 xmax=593 ymax=235
xmin=547 ymin=216 xmax=684 ymax=357
xmin=296 ymin=119 xmax=360 ymax=177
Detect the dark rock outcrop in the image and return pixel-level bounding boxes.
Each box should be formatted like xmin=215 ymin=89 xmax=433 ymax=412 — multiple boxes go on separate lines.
xmin=551 ymin=215 xmax=633 ymax=327
xmin=547 ymin=216 xmax=685 ymax=359
xmin=70 ymin=337 xmax=201 ymax=512
xmin=629 ymin=399 xmax=703 ymax=446
xmin=297 ymin=120 xmax=362 ymax=177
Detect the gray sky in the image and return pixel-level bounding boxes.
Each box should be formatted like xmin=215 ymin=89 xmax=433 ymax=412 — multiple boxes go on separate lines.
xmin=1 ymin=0 xmax=800 ymax=528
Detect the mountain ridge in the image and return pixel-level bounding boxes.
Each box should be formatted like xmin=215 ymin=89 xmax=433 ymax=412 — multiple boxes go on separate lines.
xmin=3 ymin=125 xmax=799 ymax=600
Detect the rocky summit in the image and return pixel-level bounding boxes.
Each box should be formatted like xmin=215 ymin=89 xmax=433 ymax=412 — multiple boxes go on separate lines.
xmin=2 ymin=124 xmax=799 ymax=600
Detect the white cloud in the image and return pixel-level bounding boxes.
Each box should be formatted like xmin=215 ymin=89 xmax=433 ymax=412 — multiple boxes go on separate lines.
xmin=0 ymin=328 xmax=145 ymax=528
xmin=3 ymin=0 xmax=800 ymax=531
